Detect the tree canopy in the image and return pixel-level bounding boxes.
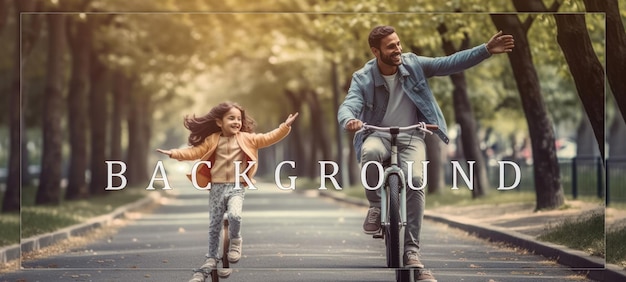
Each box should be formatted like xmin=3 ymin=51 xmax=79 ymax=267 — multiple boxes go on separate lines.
xmin=0 ymin=0 xmax=617 ymax=212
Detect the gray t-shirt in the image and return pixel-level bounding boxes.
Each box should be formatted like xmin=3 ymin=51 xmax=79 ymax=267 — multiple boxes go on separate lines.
xmin=380 ymin=73 xmax=419 ymax=127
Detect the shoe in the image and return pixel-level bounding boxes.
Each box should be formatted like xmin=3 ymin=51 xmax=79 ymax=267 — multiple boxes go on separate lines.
xmin=217 ymin=267 xmax=232 ymax=278
xmin=189 ymin=272 xmax=205 ymax=282
xmin=363 ymin=207 xmax=381 ymax=234
xmin=200 ymin=257 xmax=217 ymax=270
xmin=415 ymin=269 xmax=437 ymax=282
xmin=188 ymin=271 xmax=205 ymax=282
xmin=404 ymin=251 xmax=424 ymax=268
xmin=228 ymin=238 xmax=242 ymax=263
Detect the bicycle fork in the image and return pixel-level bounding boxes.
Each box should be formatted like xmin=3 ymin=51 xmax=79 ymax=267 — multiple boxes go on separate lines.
xmin=380 ymin=168 xmax=407 ymax=229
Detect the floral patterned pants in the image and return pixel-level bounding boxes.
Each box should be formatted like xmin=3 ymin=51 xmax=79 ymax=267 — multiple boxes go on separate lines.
xmin=207 ymin=183 xmax=244 ymax=259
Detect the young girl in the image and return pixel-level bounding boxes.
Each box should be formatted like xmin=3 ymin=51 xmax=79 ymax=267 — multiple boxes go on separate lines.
xmin=157 ymin=102 xmax=298 ymax=278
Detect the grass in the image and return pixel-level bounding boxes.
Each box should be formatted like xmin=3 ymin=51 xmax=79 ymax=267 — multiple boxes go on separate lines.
xmin=538 ymin=213 xmax=605 ymax=257
xmin=0 ymin=185 xmax=148 ymax=247
xmin=607 ymin=226 xmax=626 ymax=268
xmin=0 ymin=212 xmax=19 ymax=247
xmin=0 ymin=188 xmax=20 ymax=247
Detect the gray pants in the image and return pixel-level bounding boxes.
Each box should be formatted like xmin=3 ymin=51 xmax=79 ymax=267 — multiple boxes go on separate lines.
xmin=361 ymin=131 xmax=426 ymax=253
xmin=207 ymin=183 xmax=244 ymax=259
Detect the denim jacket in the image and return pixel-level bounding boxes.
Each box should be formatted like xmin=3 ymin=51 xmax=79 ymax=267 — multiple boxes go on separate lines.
xmin=338 ymin=44 xmax=492 ymax=161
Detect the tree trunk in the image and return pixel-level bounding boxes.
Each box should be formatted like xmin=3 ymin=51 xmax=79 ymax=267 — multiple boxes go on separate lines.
xmin=450 ymin=72 xmax=490 ymax=198
xmin=609 ymin=101 xmax=626 ymax=157
xmin=88 ymin=41 xmax=110 ymax=195
xmin=331 ymin=61 xmax=347 ymax=186
xmin=2 ymin=0 xmax=41 ymax=212
xmin=3 ymin=0 xmax=20 ymax=212
xmin=126 ymin=86 xmax=149 ymax=187
xmin=18 ymin=0 xmax=42 ymax=60
xmin=110 ymin=71 xmax=129 ymax=161
xmin=125 ymin=95 xmax=142 ymax=186
xmin=0 ymin=0 xmax=8 ymax=32
xmin=425 ymin=134 xmax=444 ymax=194
xmin=338 ymin=77 xmax=361 ymax=185
xmin=307 ymin=89 xmax=332 ymax=179
xmin=307 ymin=90 xmax=331 ymax=160
xmin=437 ymin=24 xmax=490 ymax=198
xmin=20 ymin=4 xmax=43 ymax=187
xmin=583 ymin=0 xmax=626 ymax=123
xmin=107 ymin=71 xmax=130 ymax=188
xmin=576 ymin=115 xmax=600 ymax=157
xmin=36 ymin=13 xmax=66 ymax=205
xmin=553 ymin=13 xmax=605 ymax=159
xmin=303 ymin=92 xmax=318 ymax=179
xmin=65 ymin=15 xmax=91 ymax=200
xmin=284 ymin=89 xmax=306 ymax=176
xmin=491 ymin=14 xmax=564 ymax=210
xmin=307 ymin=91 xmax=332 ymax=161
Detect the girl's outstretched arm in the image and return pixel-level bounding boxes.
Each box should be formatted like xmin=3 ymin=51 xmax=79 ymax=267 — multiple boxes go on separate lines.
xmin=157 ymin=144 xmax=207 ymax=161
xmin=252 ymin=112 xmax=299 ymax=148
xmin=284 ymin=112 xmax=299 ymax=126
xmin=156 ymin=149 xmax=172 ymax=156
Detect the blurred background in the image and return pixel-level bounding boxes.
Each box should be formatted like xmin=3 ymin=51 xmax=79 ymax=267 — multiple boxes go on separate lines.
xmin=0 ymin=0 xmax=624 ymax=217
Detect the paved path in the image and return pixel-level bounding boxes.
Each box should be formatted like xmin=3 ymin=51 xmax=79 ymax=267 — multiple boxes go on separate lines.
xmin=3 ymin=180 xmax=595 ymax=281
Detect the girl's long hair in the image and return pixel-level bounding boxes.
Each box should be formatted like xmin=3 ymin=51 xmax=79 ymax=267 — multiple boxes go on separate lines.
xmin=184 ymin=102 xmax=256 ymax=146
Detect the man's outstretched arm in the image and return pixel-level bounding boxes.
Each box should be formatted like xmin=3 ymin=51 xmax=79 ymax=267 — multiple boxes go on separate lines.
xmin=417 ymin=31 xmax=515 ymax=77
xmin=485 ymin=30 xmax=515 ymax=54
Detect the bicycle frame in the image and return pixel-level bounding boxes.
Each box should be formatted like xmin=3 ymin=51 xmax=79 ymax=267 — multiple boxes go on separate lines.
xmin=379 ymin=128 xmax=408 ymax=231
xmin=356 ymin=122 xmax=437 ymax=276
xmin=358 ymin=122 xmax=437 ymax=232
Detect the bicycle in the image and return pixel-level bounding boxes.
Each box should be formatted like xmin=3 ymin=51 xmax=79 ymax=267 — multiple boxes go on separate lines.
xmin=356 ymin=122 xmax=438 ymax=282
xmin=190 ymin=214 xmax=232 ymax=282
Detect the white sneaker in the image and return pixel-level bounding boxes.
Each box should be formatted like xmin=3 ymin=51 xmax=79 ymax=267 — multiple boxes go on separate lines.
xmin=217 ymin=267 xmax=232 ymax=278
xmin=201 ymin=257 xmax=217 ymax=270
xmin=228 ymin=238 xmax=243 ymax=263
xmin=188 ymin=271 xmax=205 ymax=282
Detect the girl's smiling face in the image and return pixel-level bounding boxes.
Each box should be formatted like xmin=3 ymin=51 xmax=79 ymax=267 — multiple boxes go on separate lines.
xmin=216 ymin=107 xmax=242 ymax=137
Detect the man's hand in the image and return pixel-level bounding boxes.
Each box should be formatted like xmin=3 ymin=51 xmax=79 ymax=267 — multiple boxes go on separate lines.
xmin=486 ymin=30 xmax=515 ymax=54
xmin=345 ymin=119 xmax=363 ymax=132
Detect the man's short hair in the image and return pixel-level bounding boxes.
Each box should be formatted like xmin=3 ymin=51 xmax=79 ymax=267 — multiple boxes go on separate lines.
xmin=368 ymin=25 xmax=396 ymax=49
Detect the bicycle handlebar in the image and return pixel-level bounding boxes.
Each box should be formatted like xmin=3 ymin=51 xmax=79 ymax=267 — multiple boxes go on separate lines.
xmin=356 ymin=122 xmax=439 ymax=135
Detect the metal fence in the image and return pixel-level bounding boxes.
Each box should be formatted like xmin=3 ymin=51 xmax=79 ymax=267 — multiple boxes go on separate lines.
xmin=479 ymin=156 xmax=625 ymax=206
xmin=560 ymin=156 xmax=604 ymax=199
xmin=560 ymin=156 xmax=626 ymax=206
xmin=606 ymin=157 xmax=626 ymax=206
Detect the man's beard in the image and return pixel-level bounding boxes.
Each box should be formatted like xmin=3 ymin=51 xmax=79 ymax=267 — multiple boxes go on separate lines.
xmin=380 ymin=52 xmax=402 ymax=66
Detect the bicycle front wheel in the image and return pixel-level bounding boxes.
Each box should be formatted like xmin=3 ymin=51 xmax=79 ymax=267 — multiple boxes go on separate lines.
xmin=221 ymin=218 xmax=230 ymax=269
xmin=385 ymin=173 xmax=402 ymax=269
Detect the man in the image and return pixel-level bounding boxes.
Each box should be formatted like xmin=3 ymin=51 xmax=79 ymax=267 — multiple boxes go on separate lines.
xmin=337 ymin=25 xmax=514 ymax=281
